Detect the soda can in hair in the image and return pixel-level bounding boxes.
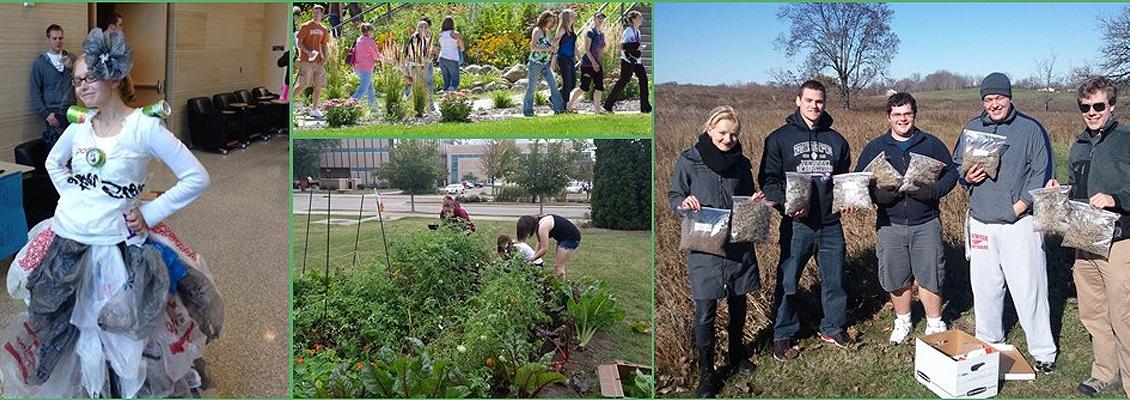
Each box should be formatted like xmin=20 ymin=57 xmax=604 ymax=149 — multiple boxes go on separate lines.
xmin=66 ymin=105 xmax=90 ymax=124
xmin=142 ymin=100 xmax=171 ymax=119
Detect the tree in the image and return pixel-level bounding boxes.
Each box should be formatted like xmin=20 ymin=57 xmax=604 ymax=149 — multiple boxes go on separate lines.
xmin=375 ymin=140 xmax=444 ymax=212
xmin=293 ymin=139 xmax=340 ymax=181
xmin=776 ymin=2 xmax=899 ymax=110
xmin=513 ymin=140 xmax=572 ymax=214
xmin=1067 ymin=64 xmax=1098 ymax=89
xmin=1100 ymin=5 xmax=1130 ymax=82
xmin=479 ymin=139 xmax=521 ymax=196
xmin=1035 ymin=52 xmax=1059 ymax=111
xmin=590 ymin=139 xmax=650 ymax=230
xmin=567 ymin=140 xmax=595 ymax=200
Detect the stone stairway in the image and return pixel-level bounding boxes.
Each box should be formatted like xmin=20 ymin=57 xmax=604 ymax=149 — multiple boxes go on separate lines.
xmin=636 ymin=4 xmax=652 ymax=69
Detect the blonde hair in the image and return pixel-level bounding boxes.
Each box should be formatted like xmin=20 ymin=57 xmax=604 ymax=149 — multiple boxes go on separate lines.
xmin=556 ymin=9 xmax=575 ymax=34
xmin=702 ymin=106 xmax=740 ymax=133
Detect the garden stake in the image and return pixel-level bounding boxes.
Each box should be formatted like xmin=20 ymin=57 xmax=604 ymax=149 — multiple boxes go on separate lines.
xmin=302 ymin=190 xmax=313 ymax=275
xmin=324 ymin=189 xmax=332 ymax=319
xmin=352 ymin=193 xmax=365 ymax=267
xmin=375 ymin=191 xmax=392 ymax=271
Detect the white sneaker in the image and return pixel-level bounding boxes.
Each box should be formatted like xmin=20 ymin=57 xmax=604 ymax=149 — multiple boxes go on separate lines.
xmin=309 ymin=108 xmax=324 ymax=119
xmin=890 ymin=319 xmax=913 ymax=344
xmin=925 ymin=320 xmax=948 ymax=335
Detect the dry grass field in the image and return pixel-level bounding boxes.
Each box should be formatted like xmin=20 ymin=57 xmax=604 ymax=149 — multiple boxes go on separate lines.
xmin=654 ymin=83 xmax=1103 ymax=396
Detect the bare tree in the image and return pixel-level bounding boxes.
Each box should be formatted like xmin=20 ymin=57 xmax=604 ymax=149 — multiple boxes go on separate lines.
xmin=775 ymin=2 xmax=900 ymax=110
xmin=1035 ymin=52 xmax=1059 ymax=111
xmin=1067 ymin=64 xmax=1098 ymax=89
xmin=1100 ymin=5 xmax=1130 ymax=82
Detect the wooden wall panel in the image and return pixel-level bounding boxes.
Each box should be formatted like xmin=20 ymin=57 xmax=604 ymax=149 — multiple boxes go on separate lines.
xmin=0 ymin=3 xmax=86 ymax=162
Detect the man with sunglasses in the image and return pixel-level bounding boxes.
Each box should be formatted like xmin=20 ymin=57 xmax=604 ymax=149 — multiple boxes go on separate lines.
xmin=29 ymin=24 xmax=75 ymax=147
xmin=1049 ymin=77 xmax=1130 ymax=397
xmin=953 ymin=72 xmax=1056 ymax=373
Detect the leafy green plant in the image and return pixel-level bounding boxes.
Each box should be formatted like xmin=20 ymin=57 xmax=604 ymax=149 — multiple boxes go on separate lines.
xmin=378 ymin=66 xmax=406 ymax=122
xmin=628 ymin=320 xmax=651 ymax=335
xmin=412 ymin=78 xmax=429 ymax=118
xmin=622 ymin=369 xmax=655 ymax=398
xmin=508 ymin=362 xmax=566 ymax=398
xmin=438 ymin=91 xmax=474 ymax=123
xmin=491 ymin=90 xmax=516 ymax=109
xmin=493 ymin=185 xmax=531 ymax=203
xmin=358 ymin=344 xmax=472 ymax=398
xmin=323 ymin=98 xmax=365 ymax=128
xmin=566 ymin=279 xmax=626 ymax=349
xmin=534 ymin=91 xmax=549 ymax=107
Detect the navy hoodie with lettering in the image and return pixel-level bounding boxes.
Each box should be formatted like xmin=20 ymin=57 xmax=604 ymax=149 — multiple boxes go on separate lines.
xmin=757 ymin=109 xmax=852 ymax=225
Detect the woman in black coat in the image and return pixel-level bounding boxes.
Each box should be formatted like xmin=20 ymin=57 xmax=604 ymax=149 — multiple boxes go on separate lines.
xmin=666 ymin=106 xmax=762 ymax=398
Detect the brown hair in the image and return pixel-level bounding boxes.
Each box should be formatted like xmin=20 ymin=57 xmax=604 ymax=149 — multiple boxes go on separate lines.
xmin=497 ymin=234 xmax=513 ymax=257
xmin=45 ymin=24 xmax=62 ymax=37
xmin=624 ymin=10 xmax=642 ymax=26
xmin=516 ymin=215 xmax=539 ymax=241
xmin=535 ymin=11 xmax=556 ymax=30
xmin=797 ymin=79 xmax=826 ymax=97
xmin=702 ymin=105 xmax=740 ymax=133
xmin=1078 ymin=76 xmax=1118 ymax=106
xmin=885 ymin=92 xmax=917 ymax=115
xmin=360 ymin=23 xmax=374 ymax=35
xmin=441 ymin=16 xmax=455 ymax=32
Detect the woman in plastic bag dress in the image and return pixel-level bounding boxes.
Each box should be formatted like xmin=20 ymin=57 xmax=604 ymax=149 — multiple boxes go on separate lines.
xmin=1 ymin=28 xmax=224 ymax=398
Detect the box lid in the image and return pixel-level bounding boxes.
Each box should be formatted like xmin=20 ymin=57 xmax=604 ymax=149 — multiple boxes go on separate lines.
xmin=989 ymin=344 xmax=1035 ymax=380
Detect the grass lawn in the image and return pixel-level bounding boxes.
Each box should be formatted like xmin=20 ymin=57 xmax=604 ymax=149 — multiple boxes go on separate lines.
xmin=293 ymin=216 xmax=653 ymax=391
xmin=293 ymin=113 xmax=652 ymax=137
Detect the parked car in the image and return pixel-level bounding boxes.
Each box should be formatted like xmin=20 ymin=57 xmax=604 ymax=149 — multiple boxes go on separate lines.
xmin=468 ymin=180 xmax=483 ymax=188
xmin=565 ymin=181 xmax=590 ymax=194
xmin=444 ymin=184 xmax=465 ymax=194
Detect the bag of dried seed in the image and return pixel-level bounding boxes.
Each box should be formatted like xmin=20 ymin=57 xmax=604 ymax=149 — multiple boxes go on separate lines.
xmin=785 ymin=172 xmax=813 ymax=216
xmin=678 ymin=206 xmax=732 ymax=257
xmin=832 ymin=172 xmax=874 ymax=211
xmin=730 ymin=196 xmax=773 ymax=243
xmin=959 ymin=129 xmax=1008 ymax=180
xmin=1029 ymin=186 xmax=1072 ymax=234
xmin=863 ymin=151 xmax=903 ymax=189
xmin=900 ymin=153 xmax=947 ymax=192
xmin=1062 ymin=200 xmax=1121 ymax=258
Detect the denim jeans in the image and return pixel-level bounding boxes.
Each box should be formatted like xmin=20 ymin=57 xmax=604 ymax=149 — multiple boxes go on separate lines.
xmin=351 ymin=70 xmax=377 ymax=109
xmin=439 ymin=58 xmax=460 ymax=91
xmin=556 ymin=56 xmax=576 ymax=99
xmin=523 ymin=60 xmax=564 ymax=116
xmin=772 ymin=219 xmax=847 ymax=340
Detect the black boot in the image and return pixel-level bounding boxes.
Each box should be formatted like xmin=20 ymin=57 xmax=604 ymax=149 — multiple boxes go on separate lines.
xmin=723 ymin=296 xmax=756 ymax=375
xmin=696 ymin=348 xmax=721 ymax=398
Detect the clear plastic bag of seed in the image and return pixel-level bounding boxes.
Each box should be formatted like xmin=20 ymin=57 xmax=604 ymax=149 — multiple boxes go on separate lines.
xmin=730 ymin=195 xmax=773 ymax=243
xmin=900 ymin=153 xmax=947 ymax=192
xmin=1062 ymin=200 xmax=1121 ymax=258
xmin=678 ymin=206 xmax=732 ymax=256
xmin=959 ymin=129 xmax=1008 ymax=180
xmin=832 ymin=172 xmax=874 ymax=211
xmin=862 ymin=151 xmax=903 ymax=190
xmin=785 ymin=172 xmax=813 ymax=216
xmin=1029 ymin=186 xmax=1072 ymax=234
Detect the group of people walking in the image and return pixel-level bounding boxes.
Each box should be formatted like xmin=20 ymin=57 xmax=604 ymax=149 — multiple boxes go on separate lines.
xmin=670 ymin=75 xmax=1130 ymax=398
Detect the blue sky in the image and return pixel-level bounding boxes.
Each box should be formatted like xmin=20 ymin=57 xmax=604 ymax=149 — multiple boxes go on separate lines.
xmin=655 ymin=2 xmax=1126 ymax=85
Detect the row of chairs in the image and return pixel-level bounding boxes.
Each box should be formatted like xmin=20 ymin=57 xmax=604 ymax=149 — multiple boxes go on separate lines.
xmin=187 ymin=87 xmax=288 ymax=155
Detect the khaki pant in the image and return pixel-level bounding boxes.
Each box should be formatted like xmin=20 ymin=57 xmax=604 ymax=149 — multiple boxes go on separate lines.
xmin=1075 ymin=239 xmax=1130 ymax=396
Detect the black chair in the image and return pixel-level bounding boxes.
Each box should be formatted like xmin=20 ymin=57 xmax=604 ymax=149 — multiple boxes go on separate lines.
xmin=234 ymin=90 xmax=271 ymax=141
xmin=14 ymin=139 xmax=58 ymax=227
xmin=187 ymin=97 xmax=241 ymax=154
xmin=252 ymin=86 xmax=288 ymax=135
xmin=211 ymin=93 xmax=255 ymax=146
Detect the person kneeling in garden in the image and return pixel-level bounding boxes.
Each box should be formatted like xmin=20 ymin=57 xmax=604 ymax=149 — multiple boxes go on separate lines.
xmin=440 ymin=196 xmax=475 ymax=233
xmin=497 ymin=234 xmax=544 ymax=266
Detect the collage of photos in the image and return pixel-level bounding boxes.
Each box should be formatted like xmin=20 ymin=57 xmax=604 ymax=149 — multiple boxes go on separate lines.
xmin=0 ymin=0 xmax=1128 ymax=399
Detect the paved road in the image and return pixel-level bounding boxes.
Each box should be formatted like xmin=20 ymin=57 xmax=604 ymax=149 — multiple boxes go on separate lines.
xmin=292 ymin=191 xmax=591 ymax=220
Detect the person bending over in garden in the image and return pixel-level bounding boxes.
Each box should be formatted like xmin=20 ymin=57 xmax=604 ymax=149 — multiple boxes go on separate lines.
xmin=403 ymin=17 xmax=436 ymax=113
xmin=437 ymin=16 xmax=464 ymax=92
xmin=2 ymin=28 xmax=222 ymax=397
xmin=552 ymin=9 xmax=578 ymax=112
xmin=854 ymin=92 xmax=957 ymax=345
xmin=349 ymin=22 xmax=384 ymax=112
xmin=575 ymin=12 xmax=608 ymax=114
xmin=497 ymin=234 xmax=544 ymax=266
xmin=602 ymin=10 xmax=650 ymax=114
xmin=522 ymin=11 xmax=565 ymax=117
xmin=516 ymin=214 xmax=579 ymax=278
xmin=667 ymin=106 xmax=760 ymax=398
xmin=440 ymin=195 xmax=475 ymax=233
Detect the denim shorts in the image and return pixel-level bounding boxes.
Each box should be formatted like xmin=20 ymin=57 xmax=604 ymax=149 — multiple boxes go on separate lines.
xmin=557 ymin=239 xmax=580 ymax=250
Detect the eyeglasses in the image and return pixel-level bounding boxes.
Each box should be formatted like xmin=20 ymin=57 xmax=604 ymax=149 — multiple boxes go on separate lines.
xmin=1079 ymin=102 xmax=1108 ymax=113
xmin=71 ymin=75 xmax=100 ymax=88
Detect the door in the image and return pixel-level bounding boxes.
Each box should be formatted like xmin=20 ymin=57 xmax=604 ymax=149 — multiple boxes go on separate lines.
xmin=97 ymin=3 xmax=168 ymax=107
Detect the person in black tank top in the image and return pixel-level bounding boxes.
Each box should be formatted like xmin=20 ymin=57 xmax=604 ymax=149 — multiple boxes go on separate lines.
xmin=516 ymin=214 xmax=581 ymax=278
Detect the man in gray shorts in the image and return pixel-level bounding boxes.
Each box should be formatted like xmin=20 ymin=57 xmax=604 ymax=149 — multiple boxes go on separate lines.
xmin=855 ymin=92 xmax=958 ymax=344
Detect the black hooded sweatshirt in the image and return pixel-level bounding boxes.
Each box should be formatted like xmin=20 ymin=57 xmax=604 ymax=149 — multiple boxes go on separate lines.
xmin=757 ymin=109 xmax=852 ymax=225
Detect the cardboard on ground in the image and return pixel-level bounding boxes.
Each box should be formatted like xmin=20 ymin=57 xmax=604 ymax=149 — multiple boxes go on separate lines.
xmin=989 ymin=343 xmax=1035 ymax=381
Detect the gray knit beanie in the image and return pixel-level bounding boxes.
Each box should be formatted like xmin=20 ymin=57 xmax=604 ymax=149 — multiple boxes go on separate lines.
xmin=980 ymin=72 xmax=1012 ymax=99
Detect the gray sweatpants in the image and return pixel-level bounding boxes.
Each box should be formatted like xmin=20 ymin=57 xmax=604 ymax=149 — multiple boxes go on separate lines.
xmin=968 ymin=215 xmax=1057 ymax=363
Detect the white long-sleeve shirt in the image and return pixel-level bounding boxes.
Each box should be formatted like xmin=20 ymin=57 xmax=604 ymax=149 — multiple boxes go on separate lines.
xmin=46 ymin=108 xmax=210 ymax=245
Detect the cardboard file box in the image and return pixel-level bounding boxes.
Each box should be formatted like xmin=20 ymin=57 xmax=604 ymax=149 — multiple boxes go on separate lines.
xmin=914 ymin=330 xmax=1000 ymax=398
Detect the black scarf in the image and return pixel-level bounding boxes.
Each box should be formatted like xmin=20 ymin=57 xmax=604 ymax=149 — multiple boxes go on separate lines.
xmin=694 ymin=132 xmax=746 ymax=178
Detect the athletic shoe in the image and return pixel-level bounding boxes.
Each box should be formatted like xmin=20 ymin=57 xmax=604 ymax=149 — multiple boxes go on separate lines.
xmin=772 ymin=339 xmax=799 ymax=362
xmin=1077 ymin=377 xmax=1117 ymax=397
xmin=819 ymin=332 xmax=851 ymax=349
xmin=309 ymin=108 xmax=324 ymax=119
xmin=1035 ymin=360 xmax=1056 ymax=374
xmin=889 ymin=319 xmax=913 ymax=344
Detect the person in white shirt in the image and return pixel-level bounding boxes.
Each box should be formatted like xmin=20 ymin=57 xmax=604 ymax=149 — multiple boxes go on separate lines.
xmin=497 ymin=234 xmax=544 ymax=266
xmin=3 ymin=28 xmax=222 ymax=398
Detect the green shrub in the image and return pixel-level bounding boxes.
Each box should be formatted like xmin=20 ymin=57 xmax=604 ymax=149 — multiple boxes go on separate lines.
xmin=323 ymin=98 xmax=365 ymax=128
xmin=438 ymin=91 xmax=473 ymax=123
xmin=534 ymin=91 xmax=548 ymax=107
xmin=491 ymin=90 xmax=515 ymax=109
xmin=493 ymin=185 xmax=531 ymax=203
xmin=378 ymin=66 xmax=406 ymax=122
xmin=412 ymin=79 xmax=428 ymax=118
xmin=292 ymin=265 xmax=409 ymax=355
xmin=591 ymin=139 xmax=651 ymax=230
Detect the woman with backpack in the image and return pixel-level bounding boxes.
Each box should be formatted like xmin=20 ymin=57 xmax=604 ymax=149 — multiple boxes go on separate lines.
xmin=349 ymin=23 xmax=384 ymax=111
xmin=603 ymin=10 xmax=651 ymax=114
